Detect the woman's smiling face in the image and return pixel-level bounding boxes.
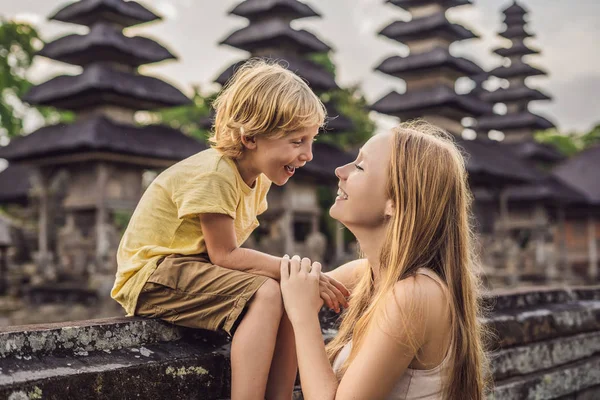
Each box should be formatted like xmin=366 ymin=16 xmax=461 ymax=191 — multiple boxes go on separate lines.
xmin=329 ymin=130 xmax=394 ymax=229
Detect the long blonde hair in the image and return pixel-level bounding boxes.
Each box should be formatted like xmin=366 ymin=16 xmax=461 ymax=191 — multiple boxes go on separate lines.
xmin=326 ymin=120 xmax=490 ymax=399
xmin=209 ymin=59 xmax=326 ymax=159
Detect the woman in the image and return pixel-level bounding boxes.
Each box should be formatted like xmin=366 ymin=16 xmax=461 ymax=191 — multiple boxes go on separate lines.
xmin=280 ymin=121 xmax=490 ymax=399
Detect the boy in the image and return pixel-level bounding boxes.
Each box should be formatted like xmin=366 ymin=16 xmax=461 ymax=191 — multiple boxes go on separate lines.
xmin=111 ymin=60 xmax=349 ymax=399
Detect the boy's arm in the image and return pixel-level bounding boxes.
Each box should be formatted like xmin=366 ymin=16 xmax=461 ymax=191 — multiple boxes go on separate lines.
xmin=325 ymin=258 xmax=368 ymax=293
xmin=200 ymin=213 xmax=281 ymax=280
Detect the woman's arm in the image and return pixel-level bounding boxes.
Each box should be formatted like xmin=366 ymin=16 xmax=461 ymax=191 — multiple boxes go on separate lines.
xmin=283 ymin=257 xmax=444 ymax=400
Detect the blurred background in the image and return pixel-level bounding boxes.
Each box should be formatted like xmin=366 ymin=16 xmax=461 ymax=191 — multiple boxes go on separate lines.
xmin=0 ymin=0 xmax=598 ymax=326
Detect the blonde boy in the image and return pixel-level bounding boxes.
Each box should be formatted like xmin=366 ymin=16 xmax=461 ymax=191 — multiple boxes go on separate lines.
xmin=111 ymin=60 xmax=349 ymax=399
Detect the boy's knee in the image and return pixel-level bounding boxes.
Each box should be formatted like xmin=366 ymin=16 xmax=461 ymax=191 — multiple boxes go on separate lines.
xmin=253 ymin=278 xmax=283 ymax=314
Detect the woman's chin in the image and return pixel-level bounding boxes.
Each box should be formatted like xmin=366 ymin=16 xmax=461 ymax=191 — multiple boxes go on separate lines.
xmin=329 ymin=203 xmax=344 ymax=221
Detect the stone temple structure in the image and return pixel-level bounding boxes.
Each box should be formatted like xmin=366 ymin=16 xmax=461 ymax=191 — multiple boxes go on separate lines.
xmin=371 ymin=0 xmax=492 ymax=135
xmin=0 ymin=0 xmax=205 ymax=300
xmin=471 ymin=1 xmax=594 ymax=286
xmin=214 ymin=0 xmax=356 ymax=265
xmin=368 ymin=0 xmax=578 ymax=287
xmin=478 ymin=1 xmax=555 ymax=144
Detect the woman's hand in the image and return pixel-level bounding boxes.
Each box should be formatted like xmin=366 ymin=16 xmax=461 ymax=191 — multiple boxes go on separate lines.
xmin=280 ymin=255 xmax=323 ymax=324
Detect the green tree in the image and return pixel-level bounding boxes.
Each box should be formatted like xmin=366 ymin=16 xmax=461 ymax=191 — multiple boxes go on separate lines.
xmin=581 ymin=123 xmax=600 ymax=150
xmin=535 ymin=123 xmax=600 ymax=157
xmin=308 ymin=52 xmax=375 ymax=151
xmin=535 ymin=129 xmax=582 ymax=157
xmin=152 ymin=85 xmax=216 ymax=142
xmin=0 ymin=19 xmax=73 ymax=139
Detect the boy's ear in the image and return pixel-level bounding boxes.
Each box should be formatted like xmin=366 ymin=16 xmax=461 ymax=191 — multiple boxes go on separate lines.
xmin=384 ymin=199 xmax=395 ymax=218
xmin=240 ymin=134 xmax=257 ymax=150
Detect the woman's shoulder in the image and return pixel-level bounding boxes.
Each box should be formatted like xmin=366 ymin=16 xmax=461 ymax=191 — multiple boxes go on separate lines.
xmin=387 ymin=271 xmax=449 ymax=332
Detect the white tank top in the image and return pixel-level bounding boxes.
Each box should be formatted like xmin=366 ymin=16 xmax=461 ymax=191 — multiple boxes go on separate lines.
xmin=332 ymin=268 xmax=452 ymax=400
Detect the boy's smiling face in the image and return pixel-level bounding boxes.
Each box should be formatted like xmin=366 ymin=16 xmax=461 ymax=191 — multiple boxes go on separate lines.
xmin=247 ymin=125 xmax=319 ymax=186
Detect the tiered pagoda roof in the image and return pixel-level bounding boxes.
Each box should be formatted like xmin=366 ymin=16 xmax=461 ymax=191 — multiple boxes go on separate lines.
xmin=0 ymin=116 xmax=205 ymax=164
xmin=215 ymin=0 xmax=355 ymax=177
xmin=387 ymin=0 xmax=472 ymax=8
xmin=371 ymin=0 xmax=492 ymax=127
xmin=24 ymin=64 xmax=190 ymax=111
xmin=0 ymin=0 xmax=202 ymax=169
xmin=216 ymin=55 xmax=337 ymax=92
xmin=553 ymin=144 xmax=600 ymax=205
xmin=375 ymin=47 xmax=484 ymax=79
xmin=477 ymin=1 xmax=555 ymax=138
xmin=38 ymin=23 xmax=175 ymax=67
xmin=230 ymin=0 xmax=320 ymax=20
xmin=49 ymin=0 xmax=160 ymax=27
xmin=379 ymin=12 xmax=477 ymax=43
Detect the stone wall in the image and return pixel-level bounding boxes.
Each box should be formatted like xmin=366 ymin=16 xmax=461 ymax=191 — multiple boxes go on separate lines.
xmin=1 ymin=286 xmax=599 ymax=399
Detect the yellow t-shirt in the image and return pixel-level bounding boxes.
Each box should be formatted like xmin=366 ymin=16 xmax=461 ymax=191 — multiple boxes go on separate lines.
xmin=111 ymin=148 xmax=271 ymax=316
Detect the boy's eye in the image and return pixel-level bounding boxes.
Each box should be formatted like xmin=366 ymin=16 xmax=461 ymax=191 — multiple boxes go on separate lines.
xmin=292 ymin=140 xmax=302 ymax=145
xmin=354 ymin=163 xmax=364 ymax=171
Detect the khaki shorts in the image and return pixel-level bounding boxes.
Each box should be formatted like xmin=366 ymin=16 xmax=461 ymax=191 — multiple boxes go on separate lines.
xmin=135 ymin=254 xmax=269 ymax=336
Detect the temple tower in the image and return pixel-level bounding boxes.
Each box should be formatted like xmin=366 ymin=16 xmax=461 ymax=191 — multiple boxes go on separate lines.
xmin=0 ymin=0 xmax=205 ymax=289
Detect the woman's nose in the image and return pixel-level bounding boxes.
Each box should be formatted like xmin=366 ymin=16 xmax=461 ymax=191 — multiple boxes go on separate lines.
xmin=335 ymin=164 xmax=349 ymax=180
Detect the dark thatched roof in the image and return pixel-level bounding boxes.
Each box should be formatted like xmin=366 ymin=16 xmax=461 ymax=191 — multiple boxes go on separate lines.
xmin=552 ymin=144 xmax=600 ymax=204
xmin=477 ymin=111 xmax=555 ymax=132
xmin=493 ymin=42 xmax=540 ymax=57
xmin=503 ymin=140 xmax=565 ymax=164
xmin=482 ymin=86 xmax=551 ymax=104
xmin=456 ymin=137 xmax=541 ymax=187
xmin=24 ymin=64 xmax=191 ymax=111
xmin=490 ymin=62 xmax=546 ymax=79
xmin=503 ymin=13 xmax=527 ymax=26
xmin=387 ymin=0 xmax=472 ymax=9
xmin=503 ymin=1 xmax=528 ymax=16
xmin=371 ymin=85 xmax=492 ymax=120
xmin=220 ymin=19 xmax=331 ymax=54
xmin=375 ymin=47 xmax=484 ymax=79
xmin=38 ymin=23 xmax=175 ymax=67
xmin=216 ymin=56 xmax=338 ymax=92
xmin=49 ymin=0 xmax=160 ymax=28
xmin=0 ymin=116 xmax=206 ymax=163
xmin=297 ymin=142 xmax=354 ymax=183
xmin=499 ymin=25 xmax=534 ymax=40
xmin=229 ymin=0 xmax=320 ymax=21
xmin=379 ymin=12 xmax=477 ymax=43
xmin=0 ymin=164 xmax=33 ymax=205
xmin=323 ymin=103 xmax=355 ymax=134
xmin=505 ymin=175 xmax=587 ymax=205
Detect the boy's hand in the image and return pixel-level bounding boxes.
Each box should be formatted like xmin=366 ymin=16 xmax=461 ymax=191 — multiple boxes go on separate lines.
xmin=319 ymin=272 xmax=350 ymax=313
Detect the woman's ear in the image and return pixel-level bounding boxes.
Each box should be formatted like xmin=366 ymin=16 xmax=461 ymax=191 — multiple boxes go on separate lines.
xmin=240 ymin=134 xmax=257 ymax=150
xmin=384 ymin=199 xmax=395 ymax=218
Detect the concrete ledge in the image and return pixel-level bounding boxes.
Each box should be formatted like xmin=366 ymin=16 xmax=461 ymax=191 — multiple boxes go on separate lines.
xmin=486 ymin=299 xmax=600 ymax=348
xmin=1 ymin=287 xmax=600 ymax=399
xmin=0 ymin=341 xmax=231 ymax=400
xmin=492 ymin=331 xmax=600 ymax=380
xmin=0 ymin=317 xmax=185 ymax=359
xmin=493 ymin=354 xmax=600 ymax=399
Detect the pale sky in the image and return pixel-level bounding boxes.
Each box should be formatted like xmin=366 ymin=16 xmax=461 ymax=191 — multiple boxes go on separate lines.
xmin=4 ymin=0 xmax=600 ymax=134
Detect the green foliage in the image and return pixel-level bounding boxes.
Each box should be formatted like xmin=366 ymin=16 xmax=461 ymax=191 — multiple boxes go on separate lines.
xmin=152 ymin=85 xmax=216 ymax=142
xmin=307 ymin=53 xmax=336 ymax=77
xmin=535 ymin=123 xmax=600 ymax=157
xmin=308 ymin=52 xmax=375 ymax=151
xmin=319 ymin=86 xmax=376 ymax=151
xmin=0 ymin=19 xmax=73 ymax=138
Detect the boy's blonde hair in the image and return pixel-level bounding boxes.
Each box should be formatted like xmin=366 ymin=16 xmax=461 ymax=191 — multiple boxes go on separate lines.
xmin=209 ymin=59 xmax=326 ymax=159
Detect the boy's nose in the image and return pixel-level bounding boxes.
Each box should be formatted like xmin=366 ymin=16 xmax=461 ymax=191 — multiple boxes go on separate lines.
xmin=300 ymin=144 xmax=313 ymax=162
